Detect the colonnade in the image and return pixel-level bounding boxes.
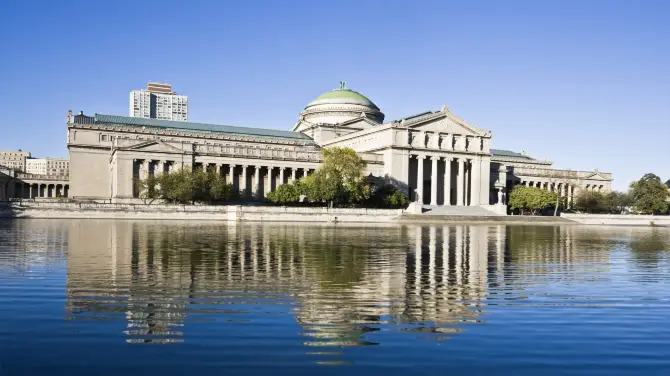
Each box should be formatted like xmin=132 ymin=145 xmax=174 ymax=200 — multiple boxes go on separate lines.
xmin=0 ymin=181 xmax=69 ymax=199
xmin=412 ymin=154 xmax=482 ymax=206
xmin=519 ymin=180 xmax=579 ymax=207
xmin=133 ymin=159 xmax=316 ymax=199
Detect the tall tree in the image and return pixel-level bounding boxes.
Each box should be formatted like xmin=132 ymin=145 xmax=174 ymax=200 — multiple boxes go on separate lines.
xmin=629 ymin=173 xmax=669 ymax=214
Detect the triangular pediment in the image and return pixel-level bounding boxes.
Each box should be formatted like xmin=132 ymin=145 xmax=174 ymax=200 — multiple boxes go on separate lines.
xmin=336 ymin=116 xmax=378 ymax=129
xmin=583 ymin=172 xmax=609 ymax=181
xmin=403 ymin=112 xmax=490 ymax=137
xmin=122 ymin=140 xmax=184 ymax=153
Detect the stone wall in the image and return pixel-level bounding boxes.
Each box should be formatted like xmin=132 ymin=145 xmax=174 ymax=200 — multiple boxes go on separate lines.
xmin=0 ymin=202 xmax=403 ymax=223
xmin=561 ymin=213 xmax=670 ymax=226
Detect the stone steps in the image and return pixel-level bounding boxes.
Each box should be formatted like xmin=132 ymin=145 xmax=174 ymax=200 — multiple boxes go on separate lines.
xmin=420 ymin=205 xmax=503 ymax=217
xmin=399 ymin=213 xmax=576 ymax=223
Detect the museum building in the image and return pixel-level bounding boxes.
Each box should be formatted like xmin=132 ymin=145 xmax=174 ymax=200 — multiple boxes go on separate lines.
xmin=67 ymin=84 xmax=612 ymax=212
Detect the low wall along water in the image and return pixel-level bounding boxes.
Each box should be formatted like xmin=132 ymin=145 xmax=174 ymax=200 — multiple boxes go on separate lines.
xmin=561 ymin=213 xmax=670 ymax=226
xmin=0 ymin=201 xmax=403 ymax=223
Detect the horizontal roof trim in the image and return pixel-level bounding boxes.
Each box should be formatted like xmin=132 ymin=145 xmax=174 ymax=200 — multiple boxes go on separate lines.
xmin=491 ymin=149 xmax=538 ymax=160
xmin=88 ymin=114 xmax=314 ymax=141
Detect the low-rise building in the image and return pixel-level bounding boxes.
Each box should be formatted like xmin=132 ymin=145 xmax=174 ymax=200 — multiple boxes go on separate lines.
xmin=0 ymin=150 xmax=31 ymax=172
xmin=26 ymin=158 xmax=70 ymax=177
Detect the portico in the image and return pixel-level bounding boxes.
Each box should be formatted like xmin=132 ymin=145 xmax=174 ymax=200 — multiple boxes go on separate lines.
xmin=408 ymin=155 xmax=481 ymax=206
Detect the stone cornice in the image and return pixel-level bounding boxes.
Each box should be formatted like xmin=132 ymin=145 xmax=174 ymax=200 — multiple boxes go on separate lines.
xmin=369 ymin=144 xmax=491 ymax=158
xmin=68 ymin=123 xmax=315 ymax=146
xmin=492 ymin=155 xmax=553 ymax=165
xmin=511 ymin=167 xmax=613 ymax=181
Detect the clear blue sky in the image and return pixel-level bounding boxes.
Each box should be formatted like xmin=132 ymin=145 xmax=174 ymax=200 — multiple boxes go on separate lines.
xmin=1 ymin=0 xmax=668 ymax=190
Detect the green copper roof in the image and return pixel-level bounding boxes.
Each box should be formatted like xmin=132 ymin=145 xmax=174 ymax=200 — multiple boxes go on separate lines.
xmin=307 ymin=88 xmax=379 ymax=109
xmin=491 ymin=149 xmax=536 ymax=160
xmin=91 ymin=114 xmax=313 ymax=141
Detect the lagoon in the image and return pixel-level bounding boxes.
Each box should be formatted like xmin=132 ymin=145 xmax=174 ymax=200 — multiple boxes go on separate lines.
xmin=1 ymin=220 xmax=669 ymax=375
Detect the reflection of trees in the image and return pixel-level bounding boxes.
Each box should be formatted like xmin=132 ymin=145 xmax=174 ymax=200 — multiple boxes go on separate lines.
xmin=628 ymin=229 xmax=670 ymax=272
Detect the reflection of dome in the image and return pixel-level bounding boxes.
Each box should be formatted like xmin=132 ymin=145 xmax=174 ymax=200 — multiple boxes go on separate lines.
xmin=300 ymin=82 xmax=385 ymax=125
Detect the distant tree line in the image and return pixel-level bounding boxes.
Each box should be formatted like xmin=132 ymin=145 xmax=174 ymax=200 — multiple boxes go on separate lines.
xmin=509 ymin=173 xmax=670 ymax=215
xmin=136 ymin=147 xmax=409 ymax=209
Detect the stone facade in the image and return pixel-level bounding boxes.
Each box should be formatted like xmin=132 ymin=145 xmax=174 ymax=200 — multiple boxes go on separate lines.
xmin=491 ymin=150 xmax=612 ymax=208
xmin=0 ymin=167 xmax=70 ymax=200
xmin=66 ymin=85 xmax=612 ymax=211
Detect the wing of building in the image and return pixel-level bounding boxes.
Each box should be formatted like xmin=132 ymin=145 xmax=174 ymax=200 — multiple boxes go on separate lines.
xmin=65 ymin=84 xmax=612 ymax=211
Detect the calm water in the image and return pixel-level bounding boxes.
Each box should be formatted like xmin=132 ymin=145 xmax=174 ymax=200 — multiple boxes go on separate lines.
xmin=1 ymin=220 xmax=670 ymax=375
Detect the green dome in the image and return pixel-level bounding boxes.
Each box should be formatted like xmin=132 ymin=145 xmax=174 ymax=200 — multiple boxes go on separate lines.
xmin=307 ymin=87 xmax=379 ymax=110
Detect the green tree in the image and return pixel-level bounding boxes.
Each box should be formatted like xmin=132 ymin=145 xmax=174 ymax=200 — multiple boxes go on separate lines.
xmin=136 ymin=174 xmax=159 ymax=204
xmin=366 ymin=184 xmax=409 ymax=208
xmin=299 ymin=147 xmax=371 ymax=207
xmin=574 ymin=190 xmax=605 ymax=213
xmin=613 ymin=191 xmax=633 ymax=213
xmin=209 ymin=173 xmax=233 ymax=201
xmin=191 ymin=169 xmax=212 ymax=203
xmin=267 ymin=182 xmax=302 ymax=204
xmin=629 ymin=173 xmax=669 ymax=214
xmin=300 ymin=169 xmax=345 ymax=206
xmin=508 ymin=186 xmax=557 ymax=215
xmin=602 ymin=191 xmax=632 ymax=214
xmin=158 ymin=169 xmax=194 ymax=203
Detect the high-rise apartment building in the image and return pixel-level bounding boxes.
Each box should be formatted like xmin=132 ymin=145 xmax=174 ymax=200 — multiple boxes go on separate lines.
xmin=0 ymin=150 xmax=31 ymax=171
xmin=129 ymin=82 xmax=188 ymax=121
xmin=26 ymin=157 xmax=70 ymax=177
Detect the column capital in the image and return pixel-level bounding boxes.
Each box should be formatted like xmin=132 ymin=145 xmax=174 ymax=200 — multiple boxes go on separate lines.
xmin=279 ymin=166 xmax=286 ymax=170
xmin=255 ymin=165 xmax=261 ymax=170
xmin=443 ymin=156 xmax=453 ymax=162
xmin=430 ymin=156 xmax=440 ymax=161
xmin=416 ymin=155 xmax=426 ymax=160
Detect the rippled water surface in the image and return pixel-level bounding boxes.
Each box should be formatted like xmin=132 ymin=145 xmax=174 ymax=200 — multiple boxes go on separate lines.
xmin=1 ymin=220 xmax=670 ymax=375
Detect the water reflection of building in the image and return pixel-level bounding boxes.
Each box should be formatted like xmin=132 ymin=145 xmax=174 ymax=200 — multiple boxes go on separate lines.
xmin=0 ymin=219 xmax=68 ymax=269
xmin=62 ymin=221 xmax=617 ymax=347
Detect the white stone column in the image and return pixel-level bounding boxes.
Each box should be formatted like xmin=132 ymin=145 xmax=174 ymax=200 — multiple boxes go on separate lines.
xmin=268 ymin=167 xmax=274 ymax=193
xmin=291 ymin=168 xmax=297 ymax=182
xmin=229 ymin=164 xmax=236 ymax=186
xmin=279 ymin=167 xmax=285 ymax=186
xmin=241 ymin=165 xmax=248 ymax=197
xmin=464 ymin=160 xmax=470 ymax=206
xmin=568 ymin=185 xmax=573 ymax=208
xmin=430 ymin=156 xmax=438 ymax=206
xmin=254 ymin=166 xmax=261 ymax=198
xmin=139 ymin=160 xmax=149 ymax=180
xmin=456 ymin=158 xmax=464 ymax=206
xmin=471 ymin=158 xmax=481 ymax=206
xmin=443 ymin=157 xmax=452 ymax=206
xmin=416 ymin=155 xmax=425 ymax=204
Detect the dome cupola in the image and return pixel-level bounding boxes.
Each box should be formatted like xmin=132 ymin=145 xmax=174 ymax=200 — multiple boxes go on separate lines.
xmin=299 ymin=82 xmax=384 ymax=125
